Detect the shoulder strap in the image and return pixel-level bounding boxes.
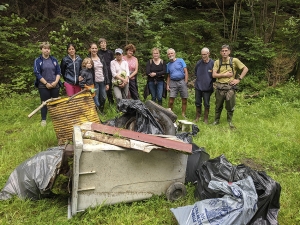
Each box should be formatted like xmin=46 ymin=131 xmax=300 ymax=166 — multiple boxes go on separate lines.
xmin=150 ymin=59 xmax=152 ymax=65
xmin=217 ymin=58 xmax=222 ymax=73
xmin=217 ymin=57 xmax=234 ymax=76
xmin=229 ymin=57 xmax=234 ymax=77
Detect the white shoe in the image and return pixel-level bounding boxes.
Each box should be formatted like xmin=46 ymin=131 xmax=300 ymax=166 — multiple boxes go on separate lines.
xmin=41 ymin=120 xmax=47 ymax=126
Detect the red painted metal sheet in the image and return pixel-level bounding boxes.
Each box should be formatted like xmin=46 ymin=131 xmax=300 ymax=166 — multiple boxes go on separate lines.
xmin=91 ymin=123 xmax=192 ymax=154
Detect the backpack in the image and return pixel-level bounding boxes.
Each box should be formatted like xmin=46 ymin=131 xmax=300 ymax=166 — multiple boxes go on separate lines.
xmin=217 ymin=57 xmax=234 ymax=77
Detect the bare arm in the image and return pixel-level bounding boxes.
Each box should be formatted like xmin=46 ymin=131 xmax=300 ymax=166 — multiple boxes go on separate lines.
xmin=166 ymin=74 xmax=170 ymax=91
xmin=212 ymin=69 xmax=233 ymax=78
xmin=184 ymin=67 xmax=188 ymax=83
xmin=230 ymin=66 xmax=249 ymax=85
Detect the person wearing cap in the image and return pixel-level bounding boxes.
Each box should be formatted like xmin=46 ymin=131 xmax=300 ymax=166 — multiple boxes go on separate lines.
xmin=212 ymin=44 xmax=248 ymax=128
xmin=110 ymin=48 xmax=130 ymax=101
xmin=98 ymin=38 xmax=115 ymax=104
xmin=123 ymin=44 xmax=139 ymax=100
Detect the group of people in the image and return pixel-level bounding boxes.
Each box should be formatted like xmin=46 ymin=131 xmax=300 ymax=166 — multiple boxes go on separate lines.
xmin=33 ymin=39 xmax=140 ymax=126
xmin=33 ymin=40 xmax=248 ymax=129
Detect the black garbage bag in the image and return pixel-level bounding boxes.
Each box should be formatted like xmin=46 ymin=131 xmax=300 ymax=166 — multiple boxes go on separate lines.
xmin=104 ymin=99 xmax=164 ymax=135
xmin=195 ymin=154 xmax=281 ymax=225
xmin=0 ymin=147 xmax=63 ymax=200
xmin=185 ymin=143 xmax=210 ymax=184
xmin=176 ymin=124 xmax=200 ymax=143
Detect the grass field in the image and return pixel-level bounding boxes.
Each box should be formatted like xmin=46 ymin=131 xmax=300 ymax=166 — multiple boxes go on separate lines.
xmin=0 ymin=83 xmax=300 ymax=224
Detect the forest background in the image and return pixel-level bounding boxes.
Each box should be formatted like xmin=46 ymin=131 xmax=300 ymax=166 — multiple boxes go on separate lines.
xmin=0 ymin=0 xmax=300 ymax=97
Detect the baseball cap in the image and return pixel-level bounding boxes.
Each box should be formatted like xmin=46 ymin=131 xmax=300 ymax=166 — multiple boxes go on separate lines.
xmin=115 ymin=48 xmax=123 ymax=54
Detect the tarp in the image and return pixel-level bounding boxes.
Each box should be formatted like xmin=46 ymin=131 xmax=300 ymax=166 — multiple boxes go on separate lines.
xmin=0 ymin=147 xmax=63 ymax=200
xmin=171 ymin=176 xmax=258 ymax=225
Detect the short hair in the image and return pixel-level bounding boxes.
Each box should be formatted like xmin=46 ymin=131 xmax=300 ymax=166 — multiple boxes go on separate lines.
xmin=167 ymin=48 xmax=175 ymax=54
xmin=152 ymin=47 xmax=160 ymax=53
xmin=124 ymin=44 xmax=136 ymax=53
xmin=39 ymin=42 xmax=51 ymax=50
xmin=221 ymin=44 xmax=230 ymax=50
xmin=98 ymin=38 xmax=106 ymax=44
xmin=82 ymin=58 xmax=93 ymax=68
xmin=201 ymin=47 xmax=210 ymax=53
xmin=67 ymin=43 xmax=76 ymax=51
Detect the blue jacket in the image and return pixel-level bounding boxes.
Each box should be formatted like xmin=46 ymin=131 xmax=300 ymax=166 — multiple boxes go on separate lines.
xmin=60 ymin=55 xmax=82 ymax=85
xmin=33 ymin=55 xmax=61 ymax=87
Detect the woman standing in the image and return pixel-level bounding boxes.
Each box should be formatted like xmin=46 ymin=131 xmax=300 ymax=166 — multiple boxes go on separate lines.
xmin=33 ymin=42 xmax=61 ymax=126
xmin=88 ymin=43 xmax=109 ymax=113
xmin=60 ymin=43 xmax=82 ymax=96
xmin=123 ymin=44 xmax=139 ymax=100
xmin=146 ymin=48 xmax=167 ymax=105
xmin=110 ymin=48 xmax=130 ymax=101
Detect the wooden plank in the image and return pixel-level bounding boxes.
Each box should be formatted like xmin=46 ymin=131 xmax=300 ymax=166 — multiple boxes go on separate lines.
xmin=83 ymin=131 xmax=161 ymax=152
xmin=91 ymin=123 xmax=192 ymax=154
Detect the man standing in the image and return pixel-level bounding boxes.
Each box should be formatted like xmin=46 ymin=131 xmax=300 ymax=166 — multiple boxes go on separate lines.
xmin=98 ymin=38 xmax=115 ymax=104
xmin=212 ymin=44 xmax=248 ymax=128
xmin=166 ymin=48 xmax=189 ymax=118
xmin=194 ymin=47 xmax=214 ymax=124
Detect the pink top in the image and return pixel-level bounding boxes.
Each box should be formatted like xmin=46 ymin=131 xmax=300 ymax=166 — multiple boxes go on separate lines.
xmin=93 ymin=58 xmax=104 ymax=82
xmin=123 ymin=56 xmax=137 ymax=73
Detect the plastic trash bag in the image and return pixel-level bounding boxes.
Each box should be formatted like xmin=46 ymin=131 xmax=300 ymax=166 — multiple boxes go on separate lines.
xmin=176 ymin=124 xmax=200 ymax=143
xmin=171 ymin=176 xmax=258 ymax=225
xmin=104 ymin=99 xmax=164 ymax=134
xmin=0 ymin=147 xmax=63 ymax=200
xmin=185 ymin=143 xmax=210 ymax=184
xmin=195 ymin=155 xmax=281 ymax=225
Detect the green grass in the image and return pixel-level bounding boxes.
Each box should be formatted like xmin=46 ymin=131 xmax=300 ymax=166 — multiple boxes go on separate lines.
xmin=1 ymin=84 xmax=300 ymax=224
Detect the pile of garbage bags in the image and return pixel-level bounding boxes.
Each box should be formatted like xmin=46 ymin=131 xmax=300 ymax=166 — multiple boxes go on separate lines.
xmin=174 ymin=153 xmax=281 ymax=225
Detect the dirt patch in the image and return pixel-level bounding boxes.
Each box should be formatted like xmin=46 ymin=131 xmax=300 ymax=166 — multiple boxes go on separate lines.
xmin=241 ymin=158 xmax=265 ymax=171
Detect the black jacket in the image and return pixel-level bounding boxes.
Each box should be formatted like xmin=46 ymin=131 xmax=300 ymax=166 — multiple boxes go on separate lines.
xmin=88 ymin=53 xmax=110 ymax=85
xmin=79 ymin=68 xmax=94 ymax=88
xmin=60 ymin=55 xmax=82 ymax=85
xmin=98 ymin=49 xmax=114 ymax=80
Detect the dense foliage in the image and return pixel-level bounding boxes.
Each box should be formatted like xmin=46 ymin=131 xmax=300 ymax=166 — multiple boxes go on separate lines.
xmin=0 ymin=0 xmax=300 ymax=96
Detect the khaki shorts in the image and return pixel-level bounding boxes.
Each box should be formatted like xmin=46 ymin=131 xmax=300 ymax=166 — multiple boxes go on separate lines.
xmin=169 ymin=79 xmax=188 ymax=98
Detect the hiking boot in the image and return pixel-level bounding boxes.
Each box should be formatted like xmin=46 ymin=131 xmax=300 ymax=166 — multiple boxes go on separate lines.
xmin=41 ymin=120 xmax=47 ymax=126
xmin=229 ymin=122 xmax=236 ymax=129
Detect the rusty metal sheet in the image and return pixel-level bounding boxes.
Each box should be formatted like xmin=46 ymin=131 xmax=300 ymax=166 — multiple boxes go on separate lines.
xmin=91 ymin=123 xmax=192 ymax=154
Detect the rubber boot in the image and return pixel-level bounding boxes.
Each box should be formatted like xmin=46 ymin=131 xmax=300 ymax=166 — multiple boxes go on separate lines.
xmin=227 ymin=111 xmax=235 ymax=128
xmin=194 ymin=106 xmax=202 ymax=122
xmin=203 ymin=108 xmax=209 ymax=124
xmin=212 ymin=111 xmax=221 ymax=125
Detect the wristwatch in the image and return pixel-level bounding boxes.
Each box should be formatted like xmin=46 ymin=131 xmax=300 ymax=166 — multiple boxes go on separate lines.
xmin=238 ymin=77 xmax=242 ymax=81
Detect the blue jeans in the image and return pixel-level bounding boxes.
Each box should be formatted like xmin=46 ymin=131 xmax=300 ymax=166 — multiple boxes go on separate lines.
xmin=94 ymin=82 xmax=107 ymax=108
xmin=148 ymin=80 xmax=163 ymax=102
xmin=195 ymin=89 xmax=213 ymax=109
